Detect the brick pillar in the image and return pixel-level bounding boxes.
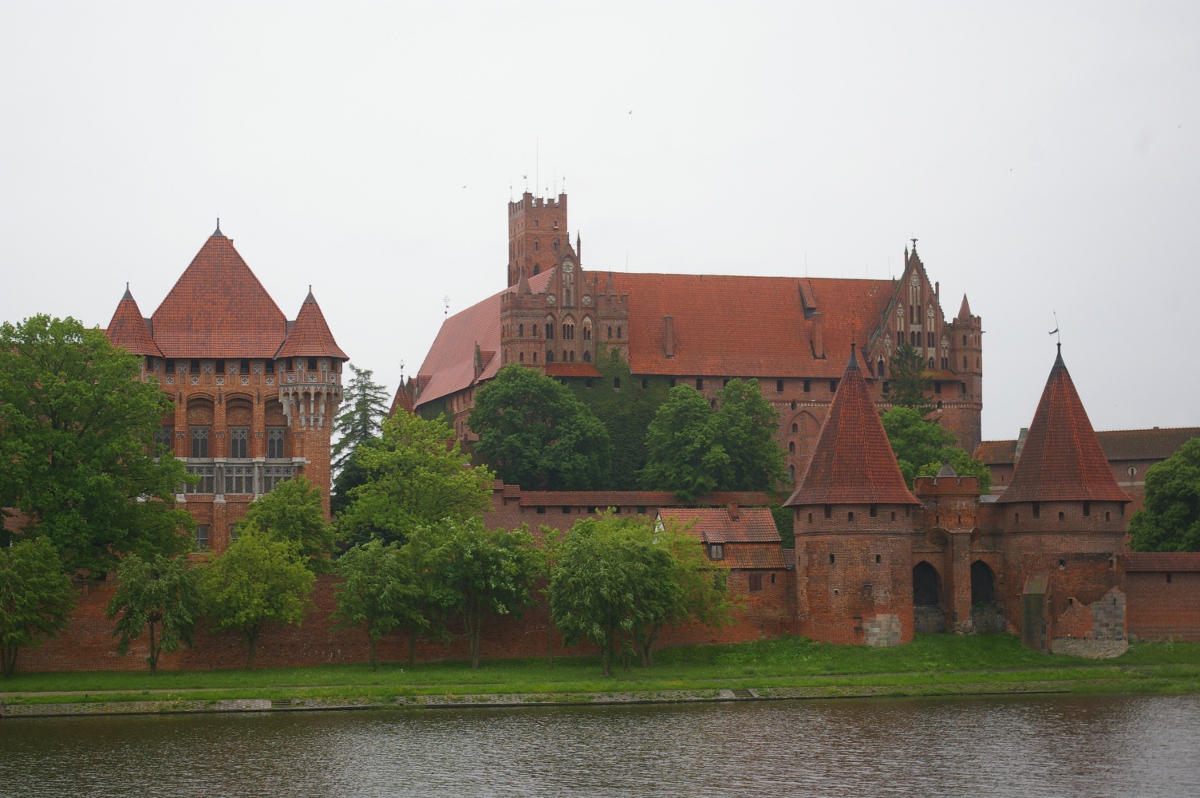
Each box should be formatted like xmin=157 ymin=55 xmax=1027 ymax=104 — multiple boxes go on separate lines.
xmin=174 ymin=390 xmax=188 ymax=458
xmin=949 ymin=531 xmax=973 ymax=633
xmin=213 ymin=393 xmax=227 ymax=458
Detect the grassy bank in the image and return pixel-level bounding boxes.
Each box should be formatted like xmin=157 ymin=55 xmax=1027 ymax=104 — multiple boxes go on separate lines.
xmin=2 ymin=636 xmax=1198 ymax=707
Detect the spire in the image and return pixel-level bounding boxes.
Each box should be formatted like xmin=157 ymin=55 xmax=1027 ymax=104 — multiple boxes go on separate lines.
xmin=785 ymin=346 xmax=920 ymax=507
xmin=604 ymin=271 xmax=615 ymax=296
xmin=936 ymin=460 xmax=958 ymax=478
xmin=958 ymin=294 xmax=972 ymax=321
xmin=576 ymin=231 xmax=581 ymax=261
xmin=996 ymin=347 xmax=1130 ymax=504
xmin=515 ymin=266 xmax=531 ymax=295
xmin=276 ymin=290 xmax=348 ymax=360
xmin=213 ymin=218 xmax=223 ymax=237
xmin=106 ymin=287 xmax=162 ymax=357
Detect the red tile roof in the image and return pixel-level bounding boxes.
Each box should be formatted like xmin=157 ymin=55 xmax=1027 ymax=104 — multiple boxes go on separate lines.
xmin=996 ymin=347 xmax=1130 ymax=504
xmin=276 ymin=290 xmax=348 ymax=359
xmin=150 ymin=233 xmax=288 ymax=359
xmin=977 ymin=428 xmax=1200 ymax=466
xmin=416 ymin=271 xmax=554 ymax=405
xmin=957 ymin=294 xmax=972 ymax=320
xmin=1122 ymin=552 xmax=1200 ymax=572
xmin=658 ymin=507 xmax=781 ymax=543
xmin=512 ymin=489 xmax=770 ymax=508
xmin=785 ymin=348 xmax=919 ymax=507
xmin=612 ymin=273 xmax=894 ymax=379
xmin=723 ymin=545 xmax=788 ymax=570
xmin=105 ymin=287 xmax=162 ymax=357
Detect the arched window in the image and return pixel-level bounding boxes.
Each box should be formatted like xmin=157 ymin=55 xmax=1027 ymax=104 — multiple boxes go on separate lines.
xmin=518 ymin=324 xmax=524 ymax=337
xmin=568 ymin=350 xmax=574 ymax=362
xmin=546 ymin=350 xmax=554 ymax=363
xmin=532 ymin=352 xmax=537 ymax=363
xmin=971 ymin=561 xmax=996 ymax=605
xmin=613 ymin=377 xmax=621 ymax=389
xmin=910 ymin=331 xmax=917 ymax=345
xmin=927 ymin=332 xmax=935 ymax=347
xmin=616 ymin=327 xmax=622 ymax=338
xmin=788 ymin=441 xmax=795 ymax=453
xmin=878 ymin=360 xmax=885 ymax=378
xmin=791 ymin=423 xmax=798 ymax=433
xmin=553 ymin=238 xmax=560 ymax=251
xmin=582 ymin=324 xmax=591 ymax=341
xmin=533 ymin=265 xmax=540 ymax=275
xmin=962 ymin=335 xmax=968 ymax=346
xmin=963 ymin=356 xmax=969 ymax=369
xmin=789 ymin=465 xmax=795 ymax=481
xmin=928 ymin=357 xmax=935 ymax=369
xmin=562 ymin=322 xmax=574 ymax=340
xmin=913 ymin=562 xmax=941 ymax=607
xmin=582 ymin=350 xmax=591 ymax=362
xmin=519 ymin=352 xmax=524 ymax=363
xmin=545 ymin=320 xmax=554 ymax=339
xmin=534 ymin=240 xmax=539 ymax=252
xmin=607 ymin=327 xmax=613 ymax=339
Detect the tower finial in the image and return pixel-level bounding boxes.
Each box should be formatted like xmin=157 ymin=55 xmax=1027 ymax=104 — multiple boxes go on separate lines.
xmin=215 ymin=217 xmax=222 ymax=236
xmin=910 ymin=237 xmax=918 ymax=254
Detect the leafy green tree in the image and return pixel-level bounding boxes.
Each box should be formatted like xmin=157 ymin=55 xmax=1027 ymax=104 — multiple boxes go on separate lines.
xmin=711 ymin=379 xmax=785 ymax=491
xmin=0 ymin=315 xmax=192 ymax=574
xmin=332 ymin=539 xmax=416 ymax=669
xmin=337 ymin=411 xmax=493 ymax=545
xmin=434 ymin=517 xmax=538 ymax=669
xmin=550 ymin=514 xmax=730 ymax=675
xmin=642 ymin=380 xmax=784 ymax=501
xmin=536 ymin=526 xmax=565 ymax=668
xmin=1129 ymin=438 xmax=1200 ymax=552
xmin=331 ymin=437 xmax=379 ymax=517
xmin=569 ymin=347 xmax=671 ymax=490
xmin=882 ymin=407 xmax=991 ymax=492
xmin=888 ymin=341 xmax=933 ymax=412
xmin=199 ymin=530 xmax=315 ymax=669
xmin=395 ymin=526 xmax=457 ymax=665
xmin=236 ymin=476 xmax=340 ymax=572
xmin=469 ymin=364 xmax=611 ymax=490
xmin=0 ymin=537 xmax=75 ymax=678
xmin=331 ymin=365 xmax=390 ymax=514
xmin=641 ymin=385 xmax=730 ymax=501
xmin=106 ymin=553 xmax=200 ymax=674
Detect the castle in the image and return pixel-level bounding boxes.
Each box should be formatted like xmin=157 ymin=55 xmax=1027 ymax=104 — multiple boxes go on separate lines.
xmin=410 ymin=191 xmax=984 ymax=480
xmin=104 ymin=224 xmax=347 ymax=556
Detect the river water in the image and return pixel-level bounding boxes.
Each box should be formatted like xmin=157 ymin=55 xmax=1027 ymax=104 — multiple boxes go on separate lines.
xmin=2 ymin=695 xmax=1199 ymax=797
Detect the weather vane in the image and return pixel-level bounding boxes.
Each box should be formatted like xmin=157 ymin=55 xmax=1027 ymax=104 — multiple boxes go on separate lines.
xmin=1048 ymin=311 xmax=1061 ymax=346
xmin=443 ymin=296 xmax=450 ymax=318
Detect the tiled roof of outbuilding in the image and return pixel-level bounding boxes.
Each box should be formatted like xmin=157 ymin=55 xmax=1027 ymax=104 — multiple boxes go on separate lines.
xmin=512 ymin=489 xmax=770 ymax=508
xmin=977 ymin=428 xmax=1200 ymax=466
xmin=785 ymin=349 xmax=919 ymax=507
xmin=658 ymin=507 xmax=781 ymax=543
xmin=996 ymin=347 xmax=1130 ymax=504
xmin=150 ymin=233 xmax=288 ymax=359
xmin=1122 ymin=552 xmax=1200 ymax=572
xmin=105 ymin=287 xmax=162 ymax=357
xmin=276 ymin=290 xmax=348 ymax=359
xmin=974 ymin=439 xmax=1018 ymax=465
xmin=723 ymin=545 xmax=788 ymax=570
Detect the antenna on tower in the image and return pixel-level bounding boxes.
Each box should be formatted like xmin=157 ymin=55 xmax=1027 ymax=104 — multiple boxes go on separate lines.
xmin=536 ymin=138 xmax=539 ymax=198
xmin=399 ymin=359 xmax=405 ymax=383
xmin=1048 ymin=311 xmax=1061 ymax=345
xmin=443 ymin=296 xmax=450 ymax=318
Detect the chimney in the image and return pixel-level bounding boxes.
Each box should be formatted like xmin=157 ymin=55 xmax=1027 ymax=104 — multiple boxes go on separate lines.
xmin=663 ymin=316 xmax=675 ymax=358
xmin=812 ymin=311 xmax=825 ymax=359
xmin=1014 ymin=427 xmax=1029 ymax=461
xmin=728 ymin=502 xmax=739 ymax=521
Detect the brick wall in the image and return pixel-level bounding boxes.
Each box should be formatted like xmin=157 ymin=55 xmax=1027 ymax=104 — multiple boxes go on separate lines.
xmin=1127 ymin=571 xmax=1200 ymax=641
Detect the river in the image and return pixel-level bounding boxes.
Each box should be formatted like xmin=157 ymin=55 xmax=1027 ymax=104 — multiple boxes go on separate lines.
xmin=2 ymin=695 xmax=1199 ymax=797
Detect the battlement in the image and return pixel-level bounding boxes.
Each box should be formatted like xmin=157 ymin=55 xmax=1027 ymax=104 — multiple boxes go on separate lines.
xmin=509 ymin=192 xmax=567 ymax=215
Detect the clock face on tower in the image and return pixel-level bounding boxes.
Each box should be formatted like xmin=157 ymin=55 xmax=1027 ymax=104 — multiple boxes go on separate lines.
xmin=562 ymin=261 xmax=574 ymax=273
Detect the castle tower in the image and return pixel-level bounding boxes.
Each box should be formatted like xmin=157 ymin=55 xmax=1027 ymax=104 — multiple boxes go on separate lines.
xmin=944 ymin=293 xmax=983 ymax=452
xmin=507 ymin=191 xmax=568 ymax=287
xmin=785 ymin=347 xmax=921 ymax=646
xmin=995 ymin=346 xmax=1130 ymax=651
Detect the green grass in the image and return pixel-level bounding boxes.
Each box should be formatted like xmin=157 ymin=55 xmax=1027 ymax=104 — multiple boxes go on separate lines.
xmin=2 ymin=635 xmax=1198 ymax=706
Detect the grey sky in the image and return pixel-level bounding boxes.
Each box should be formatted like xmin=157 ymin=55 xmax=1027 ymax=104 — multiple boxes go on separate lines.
xmin=2 ymin=2 xmax=1197 ymax=442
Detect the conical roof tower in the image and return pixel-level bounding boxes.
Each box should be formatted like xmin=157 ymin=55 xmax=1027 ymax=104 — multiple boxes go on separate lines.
xmin=997 ymin=346 xmax=1130 ymax=504
xmin=276 ymin=288 xmax=348 ymax=360
xmin=106 ymin=286 xmax=162 ymax=357
xmin=786 ymin=347 xmax=919 ymax=507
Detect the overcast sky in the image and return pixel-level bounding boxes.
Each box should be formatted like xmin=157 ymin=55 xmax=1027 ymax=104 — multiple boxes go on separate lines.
xmin=2 ymin=2 xmax=1197 ymax=442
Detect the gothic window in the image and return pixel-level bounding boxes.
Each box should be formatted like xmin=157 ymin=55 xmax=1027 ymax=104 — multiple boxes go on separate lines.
xmin=263 ymin=465 xmax=294 ymax=493
xmin=155 ymin=425 xmax=174 ymax=449
xmin=878 ymin=360 xmax=886 ymax=378
xmin=929 ymin=357 xmax=935 ymax=369
xmin=607 ymin=326 xmax=612 ymax=339
xmin=612 ymin=350 xmax=619 ymax=363
xmin=532 ymin=352 xmax=537 ymax=363
xmin=225 ymin=464 xmax=253 ymax=494
xmin=927 ymin=332 xmax=934 ymax=347
xmin=583 ymin=350 xmax=591 ymax=362
xmin=582 ymin=321 xmax=592 ymax=341
xmin=941 ymin=357 xmax=948 ymax=369
xmin=190 ymin=426 xmax=210 ymax=458
xmin=534 ymin=240 xmax=539 ymax=252
xmin=518 ymin=324 xmax=524 ymax=337
xmin=519 ymin=352 xmax=525 ymax=363
xmin=533 ymin=265 xmax=540 ymax=275
xmin=562 ymin=322 xmax=575 ymax=340
xmin=568 ymin=350 xmax=574 ymax=362
xmin=267 ymin=427 xmax=286 ymax=459
xmin=184 ymin=465 xmax=214 ymax=494
xmin=546 ymin=351 xmax=555 ymax=363
xmin=963 ymin=335 xmax=968 ymax=346
xmin=616 ymin=327 xmax=622 ymax=338
xmin=545 ymin=322 xmax=554 ymax=339
xmin=229 ymin=427 xmax=249 ymax=459
xmin=553 ymin=238 xmax=560 ymax=251
xmin=788 ymin=441 xmax=795 ymax=453
xmin=789 ymin=465 xmax=795 ymax=482
xmin=791 ymin=423 xmax=798 ymax=433
xmin=964 ymin=356 xmax=969 ymax=369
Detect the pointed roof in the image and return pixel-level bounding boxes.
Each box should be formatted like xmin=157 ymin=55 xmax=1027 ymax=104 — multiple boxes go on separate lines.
xmin=785 ymin=348 xmax=919 ymax=507
xmin=151 ymin=233 xmax=288 ymax=358
xmin=997 ymin=347 xmax=1130 ymax=504
xmin=515 ymin=266 xmax=532 ymax=295
xmin=106 ymin=286 xmax=162 ymax=357
xmin=276 ymin=289 xmax=348 ymax=360
xmin=958 ymin=294 xmax=972 ymax=321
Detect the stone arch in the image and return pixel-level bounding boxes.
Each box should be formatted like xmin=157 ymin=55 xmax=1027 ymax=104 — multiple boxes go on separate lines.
xmin=913 ymin=561 xmax=941 ymax=607
xmin=226 ymin=397 xmax=253 ymax=427
xmin=971 ymin=560 xmax=996 ymax=606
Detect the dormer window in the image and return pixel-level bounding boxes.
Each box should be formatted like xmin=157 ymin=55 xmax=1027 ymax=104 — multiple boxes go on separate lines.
xmin=708 ymin=544 xmax=724 ymax=561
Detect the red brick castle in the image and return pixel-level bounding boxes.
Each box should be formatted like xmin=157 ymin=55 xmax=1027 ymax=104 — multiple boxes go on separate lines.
xmin=105 ymin=223 xmax=348 ymax=556
xmin=410 ymin=191 xmax=985 ymax=479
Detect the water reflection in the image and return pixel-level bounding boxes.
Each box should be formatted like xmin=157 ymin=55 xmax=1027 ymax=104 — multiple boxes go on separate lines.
xmin=2 ymin=695 xmax=1199 ymax=797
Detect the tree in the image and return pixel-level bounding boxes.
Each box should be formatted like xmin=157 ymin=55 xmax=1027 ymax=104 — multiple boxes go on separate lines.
xmin=106 ymin=553 xmax=200 ymax=674
xmin=395 ymin=526 xmax=457 ymax=665
xmin=0 ymin=315 xmax=192 ymax=574
xmin=469 ymin=364 xmax=611 ymax=490
xmin=332 ymin=364 xmax=390 ymax=479
xmin=882 ymin=407 xmax=991 ymax=492
xmin=332 ymin=539 xmax=417 ymax=669
xmin=641 ymin=380 xmax=784 ymax=501
xmin=198 ymin=530 xmax=315 ymax=669
xmin=236 ymin=476 xmax=340 ymax=572
xmin=434 ymin=517 xmax=538 ymax=669
xmin=1129 ymin=437 xmax=1200 ymax=552
xmin=641 ymin=385 xmax=730 ymax=501
xmin=536 ymin=526 xmax=566 ymax=668
xmin=331 ymin=437 xmax=379 ymax=517
xmin=549 ymin=514 xmax=730 ymax=676
xmin=336 ymin=411 xmax=493 ymax=546
xmin=0 ymin=537 xmax=75 ymax=678
xmin=888 ymin=341 xmax=934 ymax=413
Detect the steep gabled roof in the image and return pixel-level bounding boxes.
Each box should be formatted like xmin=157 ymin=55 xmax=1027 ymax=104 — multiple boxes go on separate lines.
xmin=614 ymin=273 xmax=894 ymax=379
xmin=276 ymin=289 xmax=348 ymax=360
xmin=150 ymin=232 xmax=288 ymax=358
xmin=105 ymin=286 xmax=162 ymax=357
xmin=785 ymin=348 xmax=919 ymax=507
xmin=415 ymin=270 xmax=554 ymax=405
xmin=997 ymin=347 xmax=1131 ymax=504
xmin=958 ymin=294 xmax=972 ymax=320
xmin=658 ymin=507 xmax=781 ymax=543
